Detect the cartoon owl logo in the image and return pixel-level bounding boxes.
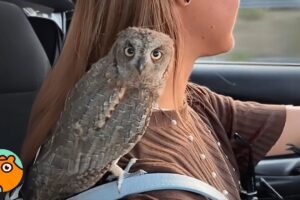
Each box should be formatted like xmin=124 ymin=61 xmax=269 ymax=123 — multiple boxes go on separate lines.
xmin=0 ymin=150 xmax=23 ymax=193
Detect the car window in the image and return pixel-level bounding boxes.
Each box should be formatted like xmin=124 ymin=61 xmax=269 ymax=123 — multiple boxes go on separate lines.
xmin=200 ymin=0 xmax=300 ymax=64
xmin=23 ymin=7 xmax=65 ymax=32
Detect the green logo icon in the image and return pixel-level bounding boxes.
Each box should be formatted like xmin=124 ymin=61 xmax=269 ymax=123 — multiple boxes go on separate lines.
xmin=0 ymin=149 xmax=23 ymax=193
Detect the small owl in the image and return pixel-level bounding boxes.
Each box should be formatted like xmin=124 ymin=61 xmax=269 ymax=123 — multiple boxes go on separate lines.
xmin=20 ymin=27 xmax=174 ymax=200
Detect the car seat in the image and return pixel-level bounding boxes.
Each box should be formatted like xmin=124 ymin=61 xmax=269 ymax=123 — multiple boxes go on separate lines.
xmin=0 ymin=0 xmax=50 ymax=161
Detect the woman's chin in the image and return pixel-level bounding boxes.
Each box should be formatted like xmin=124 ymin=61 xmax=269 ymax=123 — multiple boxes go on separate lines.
xmin=198 ymin=34 xmax=235 ymax=57
xmin=218 ymin=35 xmax=235 ymax=54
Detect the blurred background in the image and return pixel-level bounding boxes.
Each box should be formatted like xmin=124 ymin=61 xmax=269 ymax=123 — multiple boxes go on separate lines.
xmin=201 ymin=0 xmax=300 ymax=64
xmin=1 ymin=0 xmax=299 ymax=64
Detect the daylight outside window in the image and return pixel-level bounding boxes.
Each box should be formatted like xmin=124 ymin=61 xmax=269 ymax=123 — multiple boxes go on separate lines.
xmin=200 ymin=0 xmax=300 ymax=64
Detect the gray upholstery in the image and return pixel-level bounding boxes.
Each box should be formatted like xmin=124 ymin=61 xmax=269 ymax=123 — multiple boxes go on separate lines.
xmin=0 ymin=0 xmax=54 ymax=13
xmin=0 ymin=1 xmax=50 ymax=156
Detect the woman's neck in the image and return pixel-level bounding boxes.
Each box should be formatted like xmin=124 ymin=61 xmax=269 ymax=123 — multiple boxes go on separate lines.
xmin=156 ymin=50 xmax=197 ymax=110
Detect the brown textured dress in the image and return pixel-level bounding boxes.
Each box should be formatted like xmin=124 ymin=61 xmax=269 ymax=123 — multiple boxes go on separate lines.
xmin=106 ymin=82 xmax=287 ymax=200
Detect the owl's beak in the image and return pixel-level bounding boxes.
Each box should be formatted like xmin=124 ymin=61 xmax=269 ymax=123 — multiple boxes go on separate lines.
xmin=136 ymin=58 xmax=145 ymax=75
xmin=137 ymin=65 xmax=145 ymax=75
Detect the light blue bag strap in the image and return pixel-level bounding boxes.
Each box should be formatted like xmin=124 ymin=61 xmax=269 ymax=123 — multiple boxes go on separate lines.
xmin=67 ymin=173 xmax=228 ymax=200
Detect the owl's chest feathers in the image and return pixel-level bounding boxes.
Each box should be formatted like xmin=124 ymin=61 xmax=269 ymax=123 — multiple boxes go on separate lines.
xmin=65 ymin=87 xmax=151 ymax=135
xmin=56 ymin=58 xmax=154 ymax=142
xmin=93 ymin=87 xmax=126 ymax=129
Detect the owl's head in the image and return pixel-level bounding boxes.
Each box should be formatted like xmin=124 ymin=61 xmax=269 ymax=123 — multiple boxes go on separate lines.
xmin=110 ymin=27 xmax=174 ymax=92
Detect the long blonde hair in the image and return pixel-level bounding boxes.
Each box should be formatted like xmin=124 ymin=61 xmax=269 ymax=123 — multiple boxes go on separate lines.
xmin=21 ymin=0 xmax=187 ymax=169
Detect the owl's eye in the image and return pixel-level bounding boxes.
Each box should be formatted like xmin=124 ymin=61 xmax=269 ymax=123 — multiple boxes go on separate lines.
xmin=151 ymin=50 xmax=162 ymax=60
xmin=124 ymin=47 xmax=135 ymax=57
xmin=1 ymin=163 xmax=12 ymax=173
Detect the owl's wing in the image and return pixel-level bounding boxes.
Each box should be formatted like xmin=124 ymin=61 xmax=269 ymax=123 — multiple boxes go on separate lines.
xmin=63 ymin=87 xmax=153 ymax=196
xmin=21 ymin=57 xmax=154 ymax=200
xmin=21 ymin=57 xmax=119 ymax=198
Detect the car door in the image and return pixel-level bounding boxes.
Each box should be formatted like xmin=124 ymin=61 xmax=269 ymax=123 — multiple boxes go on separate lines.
xmin=190 ymin=62 xmax=300 ymax=200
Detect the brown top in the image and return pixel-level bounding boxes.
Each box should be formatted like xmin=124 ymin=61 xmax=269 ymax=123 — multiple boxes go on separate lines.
xmin=106 ymin=82 xmax=287 ymax=200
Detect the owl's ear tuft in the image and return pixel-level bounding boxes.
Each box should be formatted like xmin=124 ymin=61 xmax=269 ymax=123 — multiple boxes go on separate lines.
xmin=117 ymin=26 xmax=134 ymax=37
xmin=117 ymin=26 xmax=142 ymax=39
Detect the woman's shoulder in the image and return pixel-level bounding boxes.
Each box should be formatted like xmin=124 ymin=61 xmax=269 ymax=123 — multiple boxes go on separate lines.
xmin=186 ymin=82 xmax=216 ymax=106
xmin=186 ymin=81 xmax=206 ymax=93
xmin=186 ymin=82 xmax=214 ymax=98
xmin=185 ymin=82 xmax=235 ymax=127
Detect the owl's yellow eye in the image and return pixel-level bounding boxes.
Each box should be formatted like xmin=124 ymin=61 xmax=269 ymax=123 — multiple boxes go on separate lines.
xmin=124 ymin=47 xmax=135 ymax=57
xmin=151 ymin=50 xmax=162 ymax=60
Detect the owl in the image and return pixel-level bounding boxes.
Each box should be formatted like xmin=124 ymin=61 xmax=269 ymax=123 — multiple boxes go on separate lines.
xmin=20 ymin=27 xmax=174 ymax=200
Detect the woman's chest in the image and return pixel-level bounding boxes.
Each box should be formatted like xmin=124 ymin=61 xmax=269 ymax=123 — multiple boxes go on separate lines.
xmin=119 ymin=119 xmax=241 ymax=200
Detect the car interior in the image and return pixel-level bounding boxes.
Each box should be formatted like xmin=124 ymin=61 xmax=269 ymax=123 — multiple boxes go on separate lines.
xmin=0 ymin=0 xmax=299 ymax=199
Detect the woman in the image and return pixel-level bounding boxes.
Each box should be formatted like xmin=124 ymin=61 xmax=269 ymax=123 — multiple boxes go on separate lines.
xmin=20 ymin=0 xmax=300 ymax=199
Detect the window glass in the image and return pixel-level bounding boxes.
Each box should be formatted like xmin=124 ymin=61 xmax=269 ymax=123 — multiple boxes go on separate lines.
xmin=23 ymin=7 xmax=64 ymax=32
xmin=201 ymin=0 xmax=300 ymax=64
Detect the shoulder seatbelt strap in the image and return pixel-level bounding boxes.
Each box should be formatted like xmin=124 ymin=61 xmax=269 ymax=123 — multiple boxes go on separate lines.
xmin=5 ymin=173 xmax=228 ymax=200
xmin=67 ymin=173 xmax=228 ymax=200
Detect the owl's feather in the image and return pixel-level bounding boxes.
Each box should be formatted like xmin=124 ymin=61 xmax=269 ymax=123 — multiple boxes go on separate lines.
xmin=21 ymin=27 xmax=174 ymax=200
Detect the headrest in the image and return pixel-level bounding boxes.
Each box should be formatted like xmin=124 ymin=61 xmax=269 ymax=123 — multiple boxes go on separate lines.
xmin=0 ymin=0 xmax=53 ymax=13
xmin=0 ymin=1 xmax=50 ymax=93
xmin=24 ymin=0 xmax=74 ymax=12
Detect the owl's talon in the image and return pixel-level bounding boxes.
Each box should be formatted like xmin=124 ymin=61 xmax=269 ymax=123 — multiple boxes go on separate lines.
xmin=106 ymin=158 xmax=147 ymax=193
xmin=106 ymin=158 xmax=137 ymax=182
xmin=117 ymin=158 xmax=147 ymax=192
xmin=117 ymin=169 xmax=147 ymax=193
xmin=124 ymin=158 xmax=138 ymax=172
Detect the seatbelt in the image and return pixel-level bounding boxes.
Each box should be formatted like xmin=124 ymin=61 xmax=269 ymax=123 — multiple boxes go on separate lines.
xmin=234 ymin=133 xmax=283 ymax=200
xmin=6 ymin=173 xmax=228 ymax=200
xmin=234 ymin=132 xmax=259 ymax=200
xmin=67 ymin=173 xmax=228 ymax=200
